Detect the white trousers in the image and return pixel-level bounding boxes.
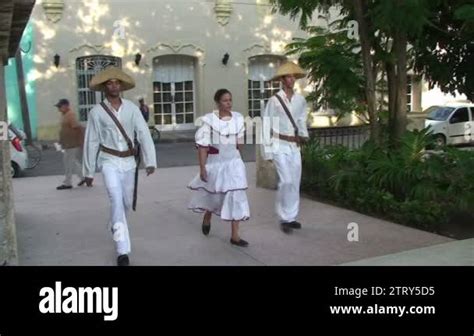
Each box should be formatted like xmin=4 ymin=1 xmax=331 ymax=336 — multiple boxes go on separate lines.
xmin=63 ymin=147 xmax=84 ymax=186
xmin=273 ymin=151 xmax=302 ymax=223
xmin=102 ymin=165 xmax=135 ymax=256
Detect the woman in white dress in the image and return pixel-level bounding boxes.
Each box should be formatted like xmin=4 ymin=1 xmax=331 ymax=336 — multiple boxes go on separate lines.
xmin=188 ymin=89 xmax=249 ymax=247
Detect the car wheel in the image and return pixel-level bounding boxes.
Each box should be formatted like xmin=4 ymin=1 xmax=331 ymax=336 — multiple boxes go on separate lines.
xmin=11 ymin=161 xmax=20 ymax=178
xmin=434 ymin=134 xmax=446 ymax=148
xmin=150 ymin=127 xmax=161 ymax=143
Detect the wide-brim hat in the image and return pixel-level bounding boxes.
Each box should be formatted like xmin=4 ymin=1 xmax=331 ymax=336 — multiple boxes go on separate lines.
xmin=272 ymin=61 xmax=306 ymax=81
xmin=89 ymin=66 xmax=135 ymax=91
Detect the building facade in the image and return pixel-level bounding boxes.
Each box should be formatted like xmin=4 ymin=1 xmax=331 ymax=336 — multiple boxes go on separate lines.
xmin=16 ymin=0 xmax=318 ymax=140
xmin=6 ymin=0 xmax=469 ymax=141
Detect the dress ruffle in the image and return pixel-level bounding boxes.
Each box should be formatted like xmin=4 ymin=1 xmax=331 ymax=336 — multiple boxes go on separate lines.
xmin=188 ymin=189 xmax=250 ymax=221
xmin=188 ymin=111 xmax=250 ymax=221
xmin=187 ymin=154 xmax=248 ymax=193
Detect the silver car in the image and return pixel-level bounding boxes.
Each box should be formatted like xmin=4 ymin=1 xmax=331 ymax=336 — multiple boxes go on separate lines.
xmin=424 ymin=103 xmax=474 ymax=146
xmin=8 ymin=125 xmax=28 ymax=177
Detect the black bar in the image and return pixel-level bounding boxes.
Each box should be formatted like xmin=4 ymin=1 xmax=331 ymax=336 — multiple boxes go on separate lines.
xmin=0 ymin=267 xmax=471 ymax=335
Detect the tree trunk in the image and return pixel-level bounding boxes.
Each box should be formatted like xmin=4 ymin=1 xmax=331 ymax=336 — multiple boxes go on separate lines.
xmin=378 ymin=68 xmax=386 ymax=113
xmin=15 ymin=48 xmax=32 ymax=145
xmin=0 ymin=55 xmax=19 ymax=265
xmin=353 ymin=0 xmax=380 ymax=145
xmin=393 ymin=29 xmax=408 ymax=146
xmin=386 ymin=60 xmax=396 ymax=140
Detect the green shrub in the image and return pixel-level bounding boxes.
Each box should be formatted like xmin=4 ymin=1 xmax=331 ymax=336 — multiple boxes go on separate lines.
xmin=301 ymin=128 xmax=474 ymax=238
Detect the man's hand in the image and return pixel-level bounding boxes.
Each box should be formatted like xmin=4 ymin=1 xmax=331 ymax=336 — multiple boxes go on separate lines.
xmin=146 ymin=166 xmax=155 ymax=176
xmin=85 ymin=177 xmax=94 ymax=187
xmin=299 ymin=136 xmax=309 ymax=145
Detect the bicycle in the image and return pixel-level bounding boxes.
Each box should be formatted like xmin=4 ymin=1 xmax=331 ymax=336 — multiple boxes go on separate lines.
xmin=25 ymin=142 xmax=42 ymax=169
xmin=149 ymin=125 xmax=161 ymax=144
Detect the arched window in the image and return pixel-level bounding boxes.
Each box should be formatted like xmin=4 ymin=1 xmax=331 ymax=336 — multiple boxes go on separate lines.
xmin=152 ymin=55 xmax=196 ymax=130
xmin=407 ymin=75 xmax=413 ymax=112
xmin=76 ymin=55 xmax=122 ymax=121
xmin=248 ymin=55 xmax=286 ymax=117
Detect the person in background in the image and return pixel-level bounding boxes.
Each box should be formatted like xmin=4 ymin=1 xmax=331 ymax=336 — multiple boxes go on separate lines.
xmin=55 ymin=98 xmax=86 ymax=190
xmin=138 ymin=98 xmax=150 ymax=123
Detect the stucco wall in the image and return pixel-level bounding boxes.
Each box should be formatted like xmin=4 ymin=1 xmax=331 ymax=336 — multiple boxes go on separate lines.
xmin=32 ymin=0 xmax=327 ymax=140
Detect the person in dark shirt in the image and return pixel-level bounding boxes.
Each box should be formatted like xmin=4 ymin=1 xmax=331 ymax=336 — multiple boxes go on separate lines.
xmin=138 ymin=98 xmax=150 ymax=123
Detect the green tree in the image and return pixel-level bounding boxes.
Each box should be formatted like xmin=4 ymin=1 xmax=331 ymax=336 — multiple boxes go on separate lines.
xmin=286 ymin=26 xmax=366 ymax=117
xmin=271 ymin=0 xmax=438 ymax=146
xmin=413 ymin=1 xmax=474 ymax=102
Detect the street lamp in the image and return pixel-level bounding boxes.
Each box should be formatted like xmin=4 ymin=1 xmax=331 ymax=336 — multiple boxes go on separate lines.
xmin=53 ymin=54 xmax=60 ymax=68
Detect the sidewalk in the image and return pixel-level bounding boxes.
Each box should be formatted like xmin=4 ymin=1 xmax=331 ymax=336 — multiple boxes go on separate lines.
xmin=158 ymin=129 xmax=195 ymax=143
xmin=38 ymin=130 xmax=196 ymax=150
xmin=13 ymin=163 xmax=463 ymax=266
xmin=342 ymin=238 xmax=473 ymax=266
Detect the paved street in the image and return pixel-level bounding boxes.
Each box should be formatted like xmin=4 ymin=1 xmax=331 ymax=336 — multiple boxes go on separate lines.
xmin=20 ymin=139 xmax=472 ymax=179
xmin=11 ymin=140 xmax=474 ymax=266
xmin=21 ymin=142 xmax=256 ymax=178
xmin=13 ymin=162 xmax=471 ymax=266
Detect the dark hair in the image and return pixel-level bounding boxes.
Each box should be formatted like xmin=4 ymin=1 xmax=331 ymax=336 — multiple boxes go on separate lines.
xmin=214 ymin=89 xmax=232 ymax=103
xmin=54 ymin=98 xmax=70 ymax=107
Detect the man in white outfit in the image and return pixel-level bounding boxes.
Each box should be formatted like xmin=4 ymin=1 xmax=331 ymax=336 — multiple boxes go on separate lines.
xmin=261 ymin=62 xmax=309 ymax=233
xmin=82 ymin=66 xmax=157 ymax=266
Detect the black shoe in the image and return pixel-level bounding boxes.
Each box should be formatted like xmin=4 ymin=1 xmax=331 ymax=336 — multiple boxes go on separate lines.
xmin=280 ymin=222 xmax=293 ymax=234
xmin=202 ymin=222 xmax=211 ymax=236
xmin=288 ymin=221 xmax=302 ymax=229
xmin=56 ymin=185 xmax=72 ymax=190
xmin=117 ymin=254 xmax=130 ymax=266
xmin=230 ymin=238 xmax=249 ymax=247
xmin=77 ymin=179 xmax=86 ymax=187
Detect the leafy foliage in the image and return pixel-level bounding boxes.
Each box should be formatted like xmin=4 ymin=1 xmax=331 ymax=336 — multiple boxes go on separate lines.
xmin=301 ymin=129 xmax=474 ymax=238
xmin=286 ymin=26 xmax=365 ymax=114
xmin=413 ymin=1 xmax=474 ymax=101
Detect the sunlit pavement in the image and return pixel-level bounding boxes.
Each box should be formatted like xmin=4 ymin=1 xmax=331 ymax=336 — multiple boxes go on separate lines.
xmin=13 ymin=163 xmax=461 ymax=266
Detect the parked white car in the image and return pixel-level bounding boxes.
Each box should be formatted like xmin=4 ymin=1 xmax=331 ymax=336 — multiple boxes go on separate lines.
xmin=8 ymin=125 xmax=28 ymax=177
xmin=424 ymin=103 xmax=474 ymax=146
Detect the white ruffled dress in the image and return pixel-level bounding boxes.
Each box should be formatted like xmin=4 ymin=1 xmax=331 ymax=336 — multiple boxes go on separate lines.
xmin=188 ymin=111 xmax=250 ymax=221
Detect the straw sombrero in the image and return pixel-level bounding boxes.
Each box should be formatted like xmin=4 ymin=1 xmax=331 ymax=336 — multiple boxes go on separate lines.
xmin=89 ymin=66 xmax=135 ymax=91
xmin=272 ymin=61 xmax=306 ymax=81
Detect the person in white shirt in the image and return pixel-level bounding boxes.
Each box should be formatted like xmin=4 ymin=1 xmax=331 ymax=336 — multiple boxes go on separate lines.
xmin=261 ymin=62 xmax=309 ymax=233
xmin=83 ymin=66 xmax=157 ymax=266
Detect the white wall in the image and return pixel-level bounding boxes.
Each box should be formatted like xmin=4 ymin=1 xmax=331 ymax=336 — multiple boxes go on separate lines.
xmin=421 ymin=82 xmax=469 ymax=111
xmin=32 ymin=0 xmax=326 ymax=139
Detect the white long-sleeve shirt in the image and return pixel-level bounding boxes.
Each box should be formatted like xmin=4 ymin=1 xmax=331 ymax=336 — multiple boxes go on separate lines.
xmin=82 ymin=98 xmax=157 ymax=178
xmin=261 ymin=89 xmax=309 ymax=160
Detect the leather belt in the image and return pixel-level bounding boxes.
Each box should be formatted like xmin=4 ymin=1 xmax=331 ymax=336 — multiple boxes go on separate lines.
xmin=274 ymin=133 xmax=302 ymax=146
xmin=100 ymin=144 xmax=135 ymax=157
